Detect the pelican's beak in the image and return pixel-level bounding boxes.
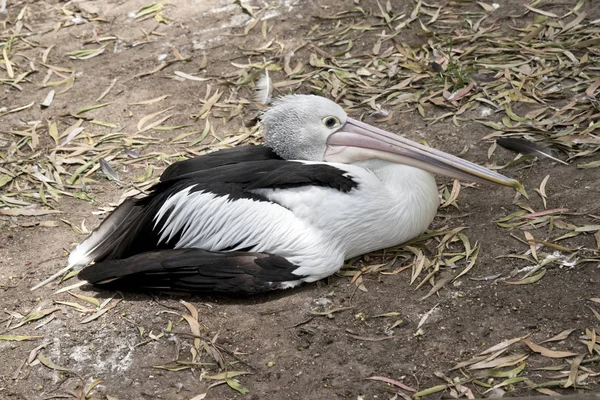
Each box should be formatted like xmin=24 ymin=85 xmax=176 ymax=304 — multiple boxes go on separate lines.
xmin=324 ymin=117 xmax=520 ymax=188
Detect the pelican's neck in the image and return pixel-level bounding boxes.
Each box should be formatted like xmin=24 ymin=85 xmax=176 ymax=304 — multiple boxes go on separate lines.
xmin=339 ymin=159 xmax=440 ymax=258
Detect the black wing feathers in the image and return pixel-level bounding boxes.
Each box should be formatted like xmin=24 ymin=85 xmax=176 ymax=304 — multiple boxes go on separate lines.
xmin=245 ymin=163 xmax=357 ymax=192
xmin=160 ymin=145 xmax=280 ymax=181
xmin=150 ymin=160 xmax=357 ymax=200
xmin=78 ymin=249 xmax=304 ymax=295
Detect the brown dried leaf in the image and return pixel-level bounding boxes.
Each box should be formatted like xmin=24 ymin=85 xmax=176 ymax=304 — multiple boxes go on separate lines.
xmin=477 ymin=2 xmax=496 ymax=12
xmin=563 ymin=354 xmax=585 ymax=388
xmin=586 ymin=328 xmax=596 ymax=354
xmin=440 ymin=179 xmax=460 ymax=208
xmin=450 ymin=354 xmax=489 ymax=371
xmin=420 ymin=273 xmax=452 ymax=301
xmin=534 ymin=175 xmax=550 ymax=209
xmin=479 ymin=335 xmax=528 ymax=355
xmin=469 ymin=354 xmax=528 ymax=370
xmin=137 ymin=107 xmax=174 ymax=132
xmin=180 ymin=301 xmax=201 ymax=349
xmin=80 ymin=299 xmax=121 ymax=324
xmin=524 ymin=231 xmax=538 ymax=262
xmin=0 ymin=208 xmax=61 ymax=217
xmin=365 ymin=376 xmax=416 ymax=392
xmin=522 ymin=338 xmax=578 ymax=358
xmin=3 ymin=46 xmax=14 ymax=79
xmin=540 ymin=329 xmax=577 ymax=344
xmin=129 ymin=95 xmax=169 ymax=106
xmin=196 ymin=91 xmax=222 ymax=120
xmin=133 ymin=60 xmax=170 ymax=79
xmin=525 ymin=5 xmax=558 ymax=17
xmin=174 ymin=71 xmax=211 ymax=81
xmin=536 ymin=388 xmax=562 ymax=396
xmin=96 ymin=77 xmax=118 ymax=101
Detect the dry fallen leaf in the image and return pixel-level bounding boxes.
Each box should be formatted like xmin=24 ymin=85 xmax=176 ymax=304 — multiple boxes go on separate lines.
xmin=563 ymin=354 xmax=585 ymax=388
xmin=479 ymin=335 xmax=529 ymax=355
xmin=365 ymin=376 xmax=416 ymax=392
xmin=38 ymin=353 xmax=71 ymax=372
xmin=522 ymin=338 xmax=578 ymax=358
xmin=469 ymin=353 xmax=529 ymax=370
xmin=540 ymin=329 xmax=577 ymax=344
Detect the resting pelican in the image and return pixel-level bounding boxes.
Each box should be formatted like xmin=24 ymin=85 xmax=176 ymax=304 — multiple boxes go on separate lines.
xmin=73 ymin=95 xmax=519 ymax=294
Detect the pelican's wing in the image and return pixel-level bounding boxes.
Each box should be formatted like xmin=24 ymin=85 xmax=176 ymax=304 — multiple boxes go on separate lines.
xmin=68 ymin=147 xmax=277 ymax=269
xmin=160 ymin=145 xmax=280 ymax=181
xmin=69 ymin=159 xmax=357 ymax=269
xmin=78 ymin=248 xmax=304 ymax=295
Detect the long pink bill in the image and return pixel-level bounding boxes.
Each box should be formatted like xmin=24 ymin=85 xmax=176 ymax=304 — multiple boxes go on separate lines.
xmin=324 ymin=117 xmax=520 ymax=188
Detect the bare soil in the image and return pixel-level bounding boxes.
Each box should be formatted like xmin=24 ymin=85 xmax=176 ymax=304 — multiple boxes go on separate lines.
xmin=1 ymin=1 xmax=599 ymax=399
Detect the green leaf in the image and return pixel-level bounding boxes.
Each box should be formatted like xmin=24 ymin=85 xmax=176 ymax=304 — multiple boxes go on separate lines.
xmin=38 ymin=353 xmax=71 ymax=372
xmin=484 ymin=377 xmax=529 ymax=393
xmin=90 ymin=120 xmax=119 ymax=128
xmin=506 ymin=269 xmax=546 ymax=285
xmin=414 ymin=384 xmax=447 ymax=397
xmin=135 ymin=2 xmax=166 ymax=19
xmin=0 ymin=174 xmax=13 ymax=189
xmin=485 ymin=362 xmax=527 ymax=378
xmin=227 ymin=379 xmax=249 ymax=394
xmin=75 ymin=102 xmax=113 ymax=115
xmin=9 ymin=308 xmax=60 ymax=331
xmin=67 ymin=46 xmax=106 ymax=60
xmin=0 ymin=335 xmax=43 ymax=341
xmin=577 ymin=160 xmax=600 ymax=169
xmin=203 ymin=371 xmax=251 ymax=380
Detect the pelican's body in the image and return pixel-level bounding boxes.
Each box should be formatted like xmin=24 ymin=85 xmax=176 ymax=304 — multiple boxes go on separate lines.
xmin=161 ymin=161 xmax=437 ymax=283
xmin=73 ymin=95 xmax=518 ymax=294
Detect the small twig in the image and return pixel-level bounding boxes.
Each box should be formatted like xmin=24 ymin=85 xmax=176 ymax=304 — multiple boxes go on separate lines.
xmin=286 ymin=317 xmax=313 ymax=328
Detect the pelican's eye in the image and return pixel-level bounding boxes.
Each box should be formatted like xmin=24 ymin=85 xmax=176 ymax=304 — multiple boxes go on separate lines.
xmin=322 ymin=116 xmax=340 ymax=129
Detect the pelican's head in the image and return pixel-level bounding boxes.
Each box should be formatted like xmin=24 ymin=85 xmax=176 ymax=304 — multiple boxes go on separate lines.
xmin=262 ymin=95 xmax=347 ymax=161
xmin=261 ymin=95 xmax=520 ymax=188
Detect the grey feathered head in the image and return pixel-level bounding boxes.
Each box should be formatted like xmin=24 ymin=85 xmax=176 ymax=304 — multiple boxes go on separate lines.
xmin=260 ymin=95 xmax=347 ymax=161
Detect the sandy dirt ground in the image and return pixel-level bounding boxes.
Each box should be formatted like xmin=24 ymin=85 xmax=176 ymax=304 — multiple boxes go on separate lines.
xmin=0 ymin=0 xmax=599 ymax=399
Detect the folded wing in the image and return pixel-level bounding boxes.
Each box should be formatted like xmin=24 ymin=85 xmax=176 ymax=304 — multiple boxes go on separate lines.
xmin=78 ymin=248 xmax=304 ymax=295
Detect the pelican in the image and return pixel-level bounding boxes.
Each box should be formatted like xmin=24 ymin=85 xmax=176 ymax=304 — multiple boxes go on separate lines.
xmin=73 ymin=95 xmax=519 ymax=294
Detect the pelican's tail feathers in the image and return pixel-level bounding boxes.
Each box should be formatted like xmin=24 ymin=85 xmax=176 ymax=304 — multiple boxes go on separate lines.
xmin=78 ymin=248 xmax=305 ymax=295
xmin=67 ymin=197 xmax=142 ymax=268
